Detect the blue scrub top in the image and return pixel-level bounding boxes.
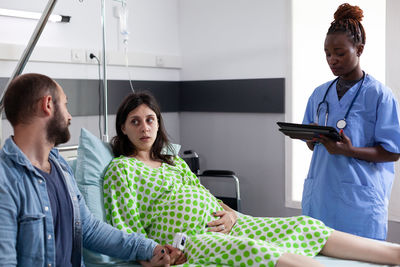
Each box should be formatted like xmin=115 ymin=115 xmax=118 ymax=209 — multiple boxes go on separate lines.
xmin=302 ymin=74 xmax=400 ymax=240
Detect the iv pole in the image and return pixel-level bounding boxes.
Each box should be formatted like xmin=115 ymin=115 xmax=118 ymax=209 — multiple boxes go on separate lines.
xmin=101 ymin=0 xmax=109 ymax=142
xmin=0 ymin=0 xmax=110 ymax=144
xmin=0 ymin=0 xmax=59 ymax=145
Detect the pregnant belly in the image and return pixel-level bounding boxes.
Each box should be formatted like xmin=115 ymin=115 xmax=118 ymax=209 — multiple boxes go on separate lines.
xmin=147 ymin=186 xmax=223 ymax=244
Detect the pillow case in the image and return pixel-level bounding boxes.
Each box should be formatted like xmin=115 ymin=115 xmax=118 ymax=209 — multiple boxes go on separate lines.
xmin=75 ymin=128 xmax=135 ymax=266
xmin=75 ymin=128 xmax=113 ymax=221
xmin=75 ymin=128 xmax=180 ymax=267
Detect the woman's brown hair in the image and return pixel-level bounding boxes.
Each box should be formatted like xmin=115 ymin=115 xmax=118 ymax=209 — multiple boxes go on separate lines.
xmin=111 ymin=91 xmax=174 ymax=165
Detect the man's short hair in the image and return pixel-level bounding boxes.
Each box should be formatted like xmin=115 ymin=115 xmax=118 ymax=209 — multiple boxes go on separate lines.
xmin=3 ymin=73 xmax=59 ymax=126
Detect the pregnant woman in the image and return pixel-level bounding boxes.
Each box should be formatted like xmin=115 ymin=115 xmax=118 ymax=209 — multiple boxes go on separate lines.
xmin=104 ymin=92 xmax=400 ymax=267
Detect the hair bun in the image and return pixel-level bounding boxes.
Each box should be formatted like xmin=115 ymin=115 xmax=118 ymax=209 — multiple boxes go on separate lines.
xmin=334 ymin=3 xmax=363 ymax=22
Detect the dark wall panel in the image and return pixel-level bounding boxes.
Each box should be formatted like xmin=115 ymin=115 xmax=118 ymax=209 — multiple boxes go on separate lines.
xmin=105 ymin=80 xmax=180 ymax=114
xmin=56 ymin=79 xmax=181 ymax=116
xmin=0 ymin=78 xmax=180 ymax=116
xmin=180 ymin=78 xmax=285 ymax=113
xmin=1 ymin=77 xmax=284 ymax=116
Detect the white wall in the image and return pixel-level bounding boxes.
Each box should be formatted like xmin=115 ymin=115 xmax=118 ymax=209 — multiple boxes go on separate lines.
xmin=0 ymin=0 xmax=181 ymax=80
xmin=179 ymin=0 xmax=289 ymax=80
xmin=0 ymin=0 xmax=182 ymax=145
xmin=178 ymin=0 xmax=298 ymax=217
xmin=386 ymin=0 xmax=400 ymax=243
xmin=179 ymin=0 xmax=288 ymax=80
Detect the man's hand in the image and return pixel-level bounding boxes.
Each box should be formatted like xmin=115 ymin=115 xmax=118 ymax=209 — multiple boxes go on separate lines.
xmin=139 ymin=244 xmax=187 ymax=267
xmin=139 ymin=245 xmax=170 ymax=267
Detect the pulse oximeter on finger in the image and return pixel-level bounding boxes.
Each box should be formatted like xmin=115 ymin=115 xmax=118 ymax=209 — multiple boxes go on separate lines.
xmin=172 ymin=233 xmax=187 ymax=250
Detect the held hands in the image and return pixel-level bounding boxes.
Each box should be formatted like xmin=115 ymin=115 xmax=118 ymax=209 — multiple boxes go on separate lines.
xmin=140 ymin=244 xmax=186 ymax=267
xmin=206 ymin=210 xmax=237 ymax=234
xmin=164 ymin=244 xmax=186 ymax=265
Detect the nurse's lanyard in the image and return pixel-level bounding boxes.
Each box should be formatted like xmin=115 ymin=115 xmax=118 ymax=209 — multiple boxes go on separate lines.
xmin=316 ymin=71 xmax=366 ymax=129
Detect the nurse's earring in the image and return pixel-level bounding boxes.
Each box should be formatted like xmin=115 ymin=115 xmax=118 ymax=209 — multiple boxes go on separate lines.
xmin=356 ymin=44 xmax=364 ymax=57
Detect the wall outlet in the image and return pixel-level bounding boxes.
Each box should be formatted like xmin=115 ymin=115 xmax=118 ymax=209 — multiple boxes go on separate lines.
xmin=86 ymin=50 xmax=100 ymax=64
xmin=155 ymin=56 xmax=164 ymax=67
xmin=113 ymin=6 xmax=121 ymax=19
xmin=71 ymin=49 xmax=85 ymax=63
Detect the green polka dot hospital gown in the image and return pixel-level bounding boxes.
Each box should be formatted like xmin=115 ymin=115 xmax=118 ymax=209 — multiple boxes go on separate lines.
xmin=104 ymin=156 xmax=333 ymax=266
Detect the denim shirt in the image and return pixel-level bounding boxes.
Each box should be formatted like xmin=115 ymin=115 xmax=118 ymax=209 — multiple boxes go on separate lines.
xmin=0 ymin=137 xmax=157 ymax=267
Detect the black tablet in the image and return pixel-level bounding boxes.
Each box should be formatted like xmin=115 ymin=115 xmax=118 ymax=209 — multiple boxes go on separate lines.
xmin=277 ymin=122 xmax=342 ymax=141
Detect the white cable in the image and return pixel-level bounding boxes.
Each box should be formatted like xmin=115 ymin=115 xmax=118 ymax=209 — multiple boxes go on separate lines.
xmin=124 ymin=46 xmax=135 ymax=93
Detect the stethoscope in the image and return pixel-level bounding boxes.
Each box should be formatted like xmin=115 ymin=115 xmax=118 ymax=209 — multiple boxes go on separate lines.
xmin=316 ymin=71 xmax=366 ymax=129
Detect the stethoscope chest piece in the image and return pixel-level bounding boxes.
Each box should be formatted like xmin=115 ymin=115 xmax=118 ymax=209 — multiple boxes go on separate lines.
xmin=336 ymin=119 xmax=347 ymax=129
xmin=317 ymin=72 xmax=366 ymax=130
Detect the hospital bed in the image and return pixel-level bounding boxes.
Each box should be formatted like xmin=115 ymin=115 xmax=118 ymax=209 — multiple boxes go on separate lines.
xmin=58 ymin=128 xmax=399 ymax=267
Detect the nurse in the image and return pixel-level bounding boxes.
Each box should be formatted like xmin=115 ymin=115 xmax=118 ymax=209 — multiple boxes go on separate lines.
xmin=302 ymin=3 xmax=400 ymax=240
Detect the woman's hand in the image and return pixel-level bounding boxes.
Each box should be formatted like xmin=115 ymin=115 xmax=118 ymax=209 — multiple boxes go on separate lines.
xmin=318 ymin=130 xmax=400 ymax=162
xmin=306 ymin=140 xmax=316 ymax=151
xmin=206 ymin=210 xmax=237 ymax=234
xmin=318 ymin=129 xmax=353 ymax=156
xmin=306 ymin=123 xmax=319 ymax=151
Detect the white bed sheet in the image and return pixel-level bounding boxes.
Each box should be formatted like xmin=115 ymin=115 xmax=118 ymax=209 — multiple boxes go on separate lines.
xmin=315 ymin=255 xmax=398 ymax=267
xmin=173 ymin=259 xmax=394 ymax=267
xmin=99 ymin=256 xmax=396 ymax=267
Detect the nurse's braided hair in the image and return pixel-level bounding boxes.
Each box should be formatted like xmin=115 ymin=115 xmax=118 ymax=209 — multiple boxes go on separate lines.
xmin=327 ymin=3 xmax=366 ymax=46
